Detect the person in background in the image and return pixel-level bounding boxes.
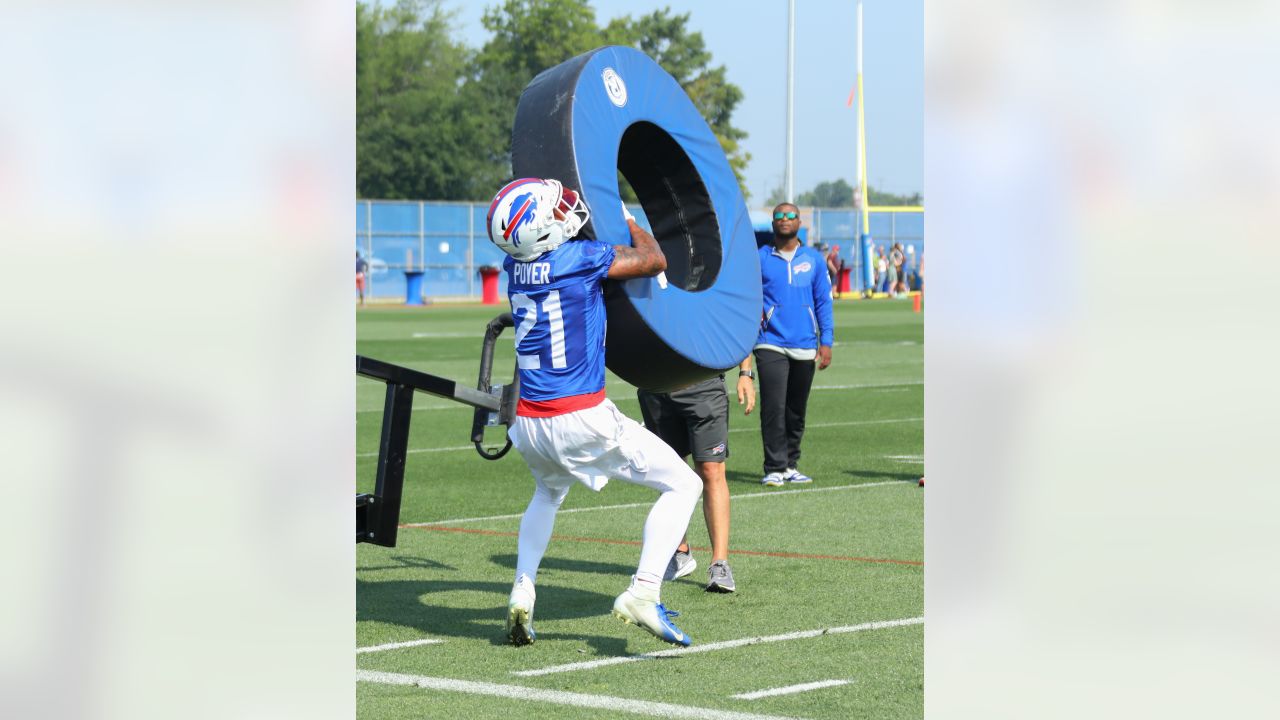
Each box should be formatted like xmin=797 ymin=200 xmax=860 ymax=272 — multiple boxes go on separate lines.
xmin=751 ymin=203 xmax=834 ymax=487
xmin=638 ymin=357 xmax=755 ymax=594
xmin=889 ymin=242 xmax=905 ymax=297
xmin=356 ymin=251 xmax=368 ymax=305
xmin=825 ymin=244 xmax=845 ymax=299
xmin=876 ymin=245 xmax=889 ymax=294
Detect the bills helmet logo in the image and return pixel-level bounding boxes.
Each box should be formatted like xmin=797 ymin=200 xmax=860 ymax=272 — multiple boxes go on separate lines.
xmin=501 ymin=191 xmax=539 ymax=247
xmin=486 ymin=177 xmax=589 ymax=262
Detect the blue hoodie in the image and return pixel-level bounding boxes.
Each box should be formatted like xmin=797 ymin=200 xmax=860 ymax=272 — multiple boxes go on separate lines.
xmin=757 ymin=243 xmax=834 ymax=349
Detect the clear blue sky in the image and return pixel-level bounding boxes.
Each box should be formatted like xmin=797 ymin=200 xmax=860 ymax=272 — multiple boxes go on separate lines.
xmin=448 ymin=0 xmax=922 ymax=203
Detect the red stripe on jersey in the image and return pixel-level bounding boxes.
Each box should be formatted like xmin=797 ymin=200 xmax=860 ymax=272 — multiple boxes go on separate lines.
xmin=516 ymin=389 xmax=606 ymax=417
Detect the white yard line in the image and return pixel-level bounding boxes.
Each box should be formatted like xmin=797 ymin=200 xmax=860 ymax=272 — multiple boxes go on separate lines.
xmin=837 ymin=340 xmax=920 ymax=347
xmin=810 ymin=381 xmax=922 ymax=390
xmin=356 ymin=670 xmax=804 ymax=720
xmin=357 ymin=444 xmax=477 ymax=459
xmin=403 ymin=500 xmax=654 ymax=527
xmin=358 ymin=416 xmax=921 ymax=453
xmin=730 ymin=480 xmax=905 ymax=498
xmin=404 ymin=481 xmax=908 ymax=527
xmin=410 ymin=332 xmax=513 ymax=338
xmin=355 ymin=638 xmax=444 ymax=654
xmin=732 ymin=417 xmax=921 ymax=433
xmin=781 ymin=416 xmax=921 ymax=429
xmin=358 ymin=382 xmax=918 ymax=414
xmin=884 ymin=455 xmax=924 ymax=464
xmin=731 ymin=679 xmax=851 ymax=701
xmin=513 ymin=617 xmax=923 ymax=677
xmin=357 ymin=404 xmax=472 ymax=414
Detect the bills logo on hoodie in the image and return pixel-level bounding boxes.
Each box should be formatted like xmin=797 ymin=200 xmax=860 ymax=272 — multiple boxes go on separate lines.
xmin=792 ymin=260 xmax=813 ymax=274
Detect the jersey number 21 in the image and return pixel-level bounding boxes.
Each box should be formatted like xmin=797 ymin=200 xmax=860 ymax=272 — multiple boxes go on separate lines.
xmin=511 ymin=291 xmax=567 ymax=370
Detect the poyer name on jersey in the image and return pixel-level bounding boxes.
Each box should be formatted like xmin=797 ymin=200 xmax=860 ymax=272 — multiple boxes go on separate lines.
xmin=513 ymin=262 xmax=552 ymax=285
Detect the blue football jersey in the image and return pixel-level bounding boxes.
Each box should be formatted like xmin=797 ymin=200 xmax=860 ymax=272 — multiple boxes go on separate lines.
xmin=504 ymin=240 xmax=616 ymax=401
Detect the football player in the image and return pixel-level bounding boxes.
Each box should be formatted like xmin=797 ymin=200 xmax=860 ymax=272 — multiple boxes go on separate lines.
xmin=488 ymin=178 xmax=701 ymax=647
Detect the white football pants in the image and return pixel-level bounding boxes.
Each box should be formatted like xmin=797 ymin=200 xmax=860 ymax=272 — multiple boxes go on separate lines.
xmin=508 ymin=399 xmax=702 ymax=589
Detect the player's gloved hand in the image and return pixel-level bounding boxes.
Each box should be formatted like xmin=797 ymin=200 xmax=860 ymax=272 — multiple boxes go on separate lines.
xmin=621 ymin=201 xmax=636 ymax=223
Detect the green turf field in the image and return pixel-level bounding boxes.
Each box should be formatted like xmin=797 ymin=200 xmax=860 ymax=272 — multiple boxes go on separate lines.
xmin=357 ymin=299 xmax=923 ymax=720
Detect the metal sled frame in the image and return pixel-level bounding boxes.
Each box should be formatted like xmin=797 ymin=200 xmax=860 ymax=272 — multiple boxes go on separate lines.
xmin=355 ymin=313 xmax=518 ymax=547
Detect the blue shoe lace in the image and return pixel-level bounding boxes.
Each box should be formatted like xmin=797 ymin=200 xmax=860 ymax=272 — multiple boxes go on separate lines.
xmin=653 ymin=603 xmax=689 ymax=644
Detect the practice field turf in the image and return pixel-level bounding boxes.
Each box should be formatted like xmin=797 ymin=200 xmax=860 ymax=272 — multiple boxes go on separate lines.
xmin=356 ymin=299 xmax=923 ymax=720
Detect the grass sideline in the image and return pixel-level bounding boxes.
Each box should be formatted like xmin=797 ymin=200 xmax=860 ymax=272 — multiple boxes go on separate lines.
xmin=357 ymin=300 xmax=923 ymax=720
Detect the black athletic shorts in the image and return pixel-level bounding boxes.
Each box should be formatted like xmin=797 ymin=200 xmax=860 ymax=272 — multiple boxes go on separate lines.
xmin=636 ymin=376 xmax=730 ymax=462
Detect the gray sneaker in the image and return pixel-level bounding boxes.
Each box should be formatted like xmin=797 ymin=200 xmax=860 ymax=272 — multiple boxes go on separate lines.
xmin=663 ymin=549 xmax=697 ymax=581
xmin=705 ymin=560 xmax=736 ymax=593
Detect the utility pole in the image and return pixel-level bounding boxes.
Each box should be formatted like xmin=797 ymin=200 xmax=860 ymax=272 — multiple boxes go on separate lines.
xmin=785 ymin=0 xmax=796 ymax=202
xmin=856 ymin=0 xmax=875 ymax=294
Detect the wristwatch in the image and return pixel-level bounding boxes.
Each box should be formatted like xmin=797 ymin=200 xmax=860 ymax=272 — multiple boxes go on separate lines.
xmin=739 ymin=369 xmax=755 ymax=379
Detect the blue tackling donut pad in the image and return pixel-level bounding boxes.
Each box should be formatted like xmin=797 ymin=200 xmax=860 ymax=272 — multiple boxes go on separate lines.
xmin=511 ymin=46 xmax=762 ymax=393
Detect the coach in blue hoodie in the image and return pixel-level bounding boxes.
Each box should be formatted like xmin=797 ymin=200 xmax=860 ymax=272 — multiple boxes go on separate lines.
xmin=751 ymin=203 xmax=835 ymax=487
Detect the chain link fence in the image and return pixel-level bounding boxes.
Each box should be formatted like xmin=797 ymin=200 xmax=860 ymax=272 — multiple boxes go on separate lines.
xmin=356 ymin=199 xmax=923 ymax=301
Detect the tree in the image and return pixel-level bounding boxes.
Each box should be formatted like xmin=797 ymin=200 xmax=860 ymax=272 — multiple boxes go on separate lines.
xmin=604 ymin=10 xmax=751 ymax=198
xmin=868 ymin=186 xmax=922 ymax=207
xmin=358 ymin=0 xmax=753 ymax=202
xmin=357 ymin=0 xmax=487 ymax=199
xmin=799 ymin=179 xmax=857 ymax=207
xmin=767 ymin=178 xmax=922 ymax=207
xmin=466 ymin=0 xmax=603 ymax=189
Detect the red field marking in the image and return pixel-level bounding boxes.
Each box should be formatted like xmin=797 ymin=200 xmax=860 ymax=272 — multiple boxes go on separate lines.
xmin=403 ymin=525 xmax=922 ymax=567
xmin=721 ymin=547 xmax=921 ymax=566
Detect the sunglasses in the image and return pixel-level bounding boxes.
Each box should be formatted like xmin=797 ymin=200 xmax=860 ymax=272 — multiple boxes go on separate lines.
xmin=773 ymin=211 xmax=798 ymax=220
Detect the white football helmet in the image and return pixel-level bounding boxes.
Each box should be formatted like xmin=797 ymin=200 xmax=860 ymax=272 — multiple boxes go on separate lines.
xmin=485 ymin=178 xmax=590 ymax=262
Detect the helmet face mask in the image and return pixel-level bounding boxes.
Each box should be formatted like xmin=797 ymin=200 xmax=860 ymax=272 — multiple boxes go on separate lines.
xmin=486 ymin=178 xmax=590 ymax=262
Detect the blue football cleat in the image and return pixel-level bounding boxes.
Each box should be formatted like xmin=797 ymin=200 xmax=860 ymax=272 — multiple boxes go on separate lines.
xmin=612 ymin=588 xmax=692 ymax=647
